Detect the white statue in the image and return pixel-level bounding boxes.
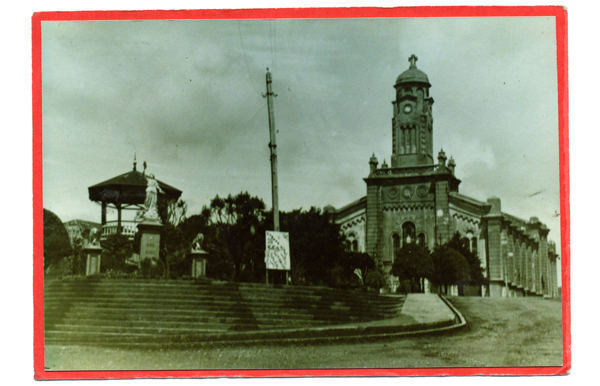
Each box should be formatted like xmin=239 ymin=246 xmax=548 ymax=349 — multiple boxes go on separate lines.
xmin=192 ymin=233 xmax=205 ymax=252
xmin=134 ymin=210 xmax=144 ymax=222
xmin=88 ymin=228 xmax=100 ymax=246
xmin=143 ymin=173 xmax=164 ymax=222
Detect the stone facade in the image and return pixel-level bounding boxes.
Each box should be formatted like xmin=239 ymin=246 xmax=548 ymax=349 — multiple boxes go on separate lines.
xmin=332 ymin=56 xmax=559 ymax=298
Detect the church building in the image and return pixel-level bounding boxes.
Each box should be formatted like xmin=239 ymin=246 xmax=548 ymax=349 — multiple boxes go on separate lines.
xmin=331 ymin=55 xmax=559 ymax=298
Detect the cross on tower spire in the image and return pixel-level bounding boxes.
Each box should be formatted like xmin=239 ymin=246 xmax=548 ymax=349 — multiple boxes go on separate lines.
xmin=408 ymin=54 xmax=418 ymax=68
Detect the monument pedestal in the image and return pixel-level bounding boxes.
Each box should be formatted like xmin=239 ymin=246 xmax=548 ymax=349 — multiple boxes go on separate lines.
xmin=84 ymin=244 xmax=102 ymax=276
xmin=190 ymin=250 xmax=209 ymax=278
xmin=137 ymin=221 xmax=163 ymax=262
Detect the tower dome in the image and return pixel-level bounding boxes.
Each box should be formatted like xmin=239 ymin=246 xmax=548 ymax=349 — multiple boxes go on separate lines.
xmin=395 ymin=54 xmax=431 ymax=86
xmin=391 ymin=54 xmax=434 ymax=168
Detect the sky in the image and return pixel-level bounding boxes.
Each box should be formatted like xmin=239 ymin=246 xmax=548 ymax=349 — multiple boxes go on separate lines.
xmin=41 ymin=16 xmax=561 ymax=249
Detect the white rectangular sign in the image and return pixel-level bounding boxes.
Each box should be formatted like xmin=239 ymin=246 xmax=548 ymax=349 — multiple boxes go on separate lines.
xmin=265 ymin=231 xmax=291 ymax=270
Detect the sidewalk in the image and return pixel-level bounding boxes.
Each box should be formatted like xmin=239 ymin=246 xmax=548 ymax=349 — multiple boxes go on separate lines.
xmin=336 ymin=293 xmax=461 ymax=334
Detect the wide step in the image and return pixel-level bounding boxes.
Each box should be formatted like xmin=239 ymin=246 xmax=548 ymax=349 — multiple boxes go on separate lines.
xmin=45 ymin=278 xmax=405 ymax=346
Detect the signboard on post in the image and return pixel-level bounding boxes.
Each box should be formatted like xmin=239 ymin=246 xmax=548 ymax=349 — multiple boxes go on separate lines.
xmin=265 ymin=231 xmax=290 ymax=270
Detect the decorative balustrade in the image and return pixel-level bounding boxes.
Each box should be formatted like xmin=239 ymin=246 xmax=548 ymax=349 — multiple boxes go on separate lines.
xmin=373 ymin=164 xmax=436 ymax=177
xmin=101 ymin=221 xmax=139 ymax=240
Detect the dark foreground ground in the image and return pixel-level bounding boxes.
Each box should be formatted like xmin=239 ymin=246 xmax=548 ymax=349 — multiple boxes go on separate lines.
xmin=44 ymin=296 xmax=563 ymax=371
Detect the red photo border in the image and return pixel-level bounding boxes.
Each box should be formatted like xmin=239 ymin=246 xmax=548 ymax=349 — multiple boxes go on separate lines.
xmin=32 ymin=6 xmax=570 ymax=379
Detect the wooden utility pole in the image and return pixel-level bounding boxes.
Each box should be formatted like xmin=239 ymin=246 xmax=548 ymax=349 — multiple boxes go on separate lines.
xmin=264 ymin=69 xmax=279 ymax=232
xmin=264 ymin=69 xmax=286 ymax=285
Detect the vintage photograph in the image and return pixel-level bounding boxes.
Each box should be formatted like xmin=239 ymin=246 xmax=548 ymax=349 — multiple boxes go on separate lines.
xmin=37 ymin=10 xmax=566 ymax=376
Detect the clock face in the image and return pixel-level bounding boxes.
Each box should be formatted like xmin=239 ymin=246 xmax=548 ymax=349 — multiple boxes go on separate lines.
xmin=403 ymin=105 xmax=412 ymax=114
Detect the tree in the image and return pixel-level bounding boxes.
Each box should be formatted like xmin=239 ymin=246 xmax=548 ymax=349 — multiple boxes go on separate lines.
xmin=445 ymin=232 xmax=486 ymax=287
xmin=365 ymin=268 xmax=387 ymax=292
xmin=205 ymin=192 xmax=265 ymax=281
xmin=176 ymin=211 xmax=236 ymax=281
xmin=71 ymin=237 xmax=87 ymax=275
xmin=391 ymin=243 xmax=433 ymax=293
xmin=332 ymin=251 xmax=376 ymax=288
xmin=159 ymin=198 xmax=187 ymax=227
xmin=430 ymin=246 xmax=471 ymax=294
xmin=276 ymin=207 xmax=346 ymax=286
xmin=43 ymin=209 xmax=72 ymax=270
xmin=159 ymin=224 xmax=187 ymax=278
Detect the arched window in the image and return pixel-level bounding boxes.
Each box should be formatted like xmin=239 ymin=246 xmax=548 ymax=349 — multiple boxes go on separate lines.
xmin=417 ymin=233 xmax=426 ymax=247
xmin=351 ymin=239 xmax=358 ymax=252
xmin=402 ymin=222 xmax=416 ymax=246
xmin=392 ymin=233 xmax=401 ymax=262
xmin=466 ymin=230 xmax=477 ymax=254
xmin=346 ymin=232 xmax=356 ymax=252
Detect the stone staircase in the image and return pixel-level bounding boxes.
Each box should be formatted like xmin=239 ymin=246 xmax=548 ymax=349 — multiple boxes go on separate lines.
xmin=44 ymin=278 xmax=405 ymax=347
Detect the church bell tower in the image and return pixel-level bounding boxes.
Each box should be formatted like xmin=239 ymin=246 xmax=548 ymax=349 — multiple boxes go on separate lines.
xmin=391 ymin=55 xmax=434 ymax=167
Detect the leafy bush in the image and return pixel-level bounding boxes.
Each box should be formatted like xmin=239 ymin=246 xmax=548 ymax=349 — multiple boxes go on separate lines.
xmin=365 ymin=269 xmax=386 ymax=291
xmin=43 ymin=209 xmax=72 ymax=270
xmin=275 ymin=207 xmax=346 ymax=286
xmin=71 ymin=239 xmax=87 ymax=275
xmin=391 ymin=243 xmax=433 ymax=293
xmin=206 ymin=254 xmax=235 ymax=281
xmin=330 ymin=252 xmax=375 ymax=289
xmin=430 ymin=246 xmax=471 ymax=293
xmin=160 ymin=224 xmax=187 ymax=278
xmin=444 ymin=232 xmax=487 ymax=287
xmin=140 ymin=258 xmax=165 ymax=279
xmin=101 ymin=234 xmax=133 ymax=272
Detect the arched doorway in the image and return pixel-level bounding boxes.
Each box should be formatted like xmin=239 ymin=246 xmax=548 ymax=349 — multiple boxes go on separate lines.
xmin=417 ymin=232 xmax=426 ymax=247
xmin=402 ymin=222 xmax=416 ymax=246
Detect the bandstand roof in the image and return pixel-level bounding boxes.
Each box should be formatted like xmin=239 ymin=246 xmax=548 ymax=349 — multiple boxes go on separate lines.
xmin=88 ymin=168 xmax=182 ymax=205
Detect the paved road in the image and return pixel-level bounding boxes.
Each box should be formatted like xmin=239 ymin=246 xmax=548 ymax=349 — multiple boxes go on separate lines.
xmin=45 ymin=296 xmax=563 ymax=371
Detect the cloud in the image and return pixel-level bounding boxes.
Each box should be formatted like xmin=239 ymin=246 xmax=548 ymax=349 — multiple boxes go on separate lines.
xmin=41 ymin=17 xmax=561 ymax=248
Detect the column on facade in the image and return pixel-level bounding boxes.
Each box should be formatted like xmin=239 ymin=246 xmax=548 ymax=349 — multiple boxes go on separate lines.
xmin=523 ymin=243 xmax=529 ymax=292
xmin=540 ymin=229 xmax=550 ymax=296
xmin=482 ymin=197 xmax=503 ymax=296
xmin=435 ymin=180 xmax=451 ymax=244
xmin=531 ymin=247 xmax=541 ymax=294
xmin=539 ymin=249 xmax=544 ymax=295
xmin=551 ymin=256 xmax=558 ymax=297
xmin=535 ymin=247 xmax=545 ymax=296
xmin=508 ymin=231 xmax=516 ymax=287
xmin=541 ymin=231 xmax=549 ymax=295
xmin=549 ymin=241 xmax=559 ymax=298
xmin=500 ymin=228 xmax=507 ymax=286
xmin=484 ymin=220 xmax=502 ymax=296
xmin=399 ymin=127 xmax=404 ymax=154
xmin=518 ymin=240 xmax=525 ymax=289
xmin=525 ymin=244 xmax=532 ymax=292
xmin=366 ymin=184 xmax=381 ymax=264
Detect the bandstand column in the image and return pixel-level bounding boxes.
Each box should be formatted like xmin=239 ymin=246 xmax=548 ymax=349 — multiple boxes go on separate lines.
xmin=117 ymin=203 xmax=122 ymax=235
xmin=101 ymin=202 xmax=107 ymax=225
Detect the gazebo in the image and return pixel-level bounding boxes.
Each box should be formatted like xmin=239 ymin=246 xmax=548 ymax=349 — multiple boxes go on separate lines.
xmin=88 ymin=159 xmax=182 ymax=240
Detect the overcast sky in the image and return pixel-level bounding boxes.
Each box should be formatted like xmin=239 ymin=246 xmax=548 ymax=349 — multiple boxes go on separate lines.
xmin=41 ymin=16 xmax=560 ymax=247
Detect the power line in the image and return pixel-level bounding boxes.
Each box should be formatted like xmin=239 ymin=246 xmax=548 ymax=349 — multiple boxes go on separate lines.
xmin=237 ymin=20 xmax=260 ymax=95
